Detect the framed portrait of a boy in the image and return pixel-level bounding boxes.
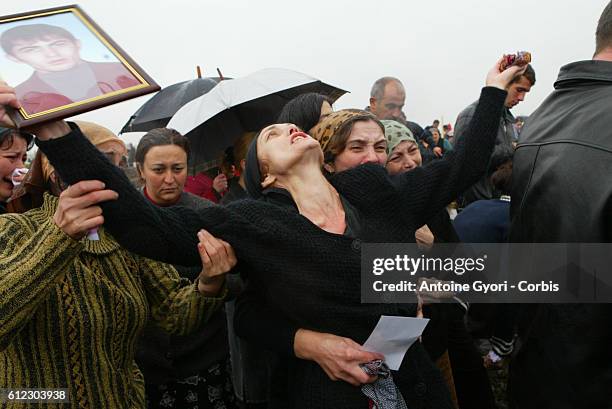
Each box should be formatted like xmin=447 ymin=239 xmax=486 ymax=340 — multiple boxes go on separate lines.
xmin=0 ymin=5 xmax=159 ymax=127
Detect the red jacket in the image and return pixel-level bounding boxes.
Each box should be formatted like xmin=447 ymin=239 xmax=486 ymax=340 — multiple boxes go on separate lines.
xmin=184 ymin=172 xmax=222 ymax=203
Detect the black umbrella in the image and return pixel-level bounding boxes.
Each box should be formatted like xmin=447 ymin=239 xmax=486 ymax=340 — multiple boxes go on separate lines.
xmin=120 ymin=76 xmax=226 ymax=133
xmin=166 ymin=68 xmax=348 ymax=166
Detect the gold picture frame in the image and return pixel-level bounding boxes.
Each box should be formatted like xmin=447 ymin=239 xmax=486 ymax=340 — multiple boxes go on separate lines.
xmin=0 ymin=4 xmax=159 ymax=127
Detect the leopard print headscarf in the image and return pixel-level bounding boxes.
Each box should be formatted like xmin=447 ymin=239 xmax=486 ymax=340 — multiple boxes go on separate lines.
xmin=308 ymin=109 xmax=370 ymax=154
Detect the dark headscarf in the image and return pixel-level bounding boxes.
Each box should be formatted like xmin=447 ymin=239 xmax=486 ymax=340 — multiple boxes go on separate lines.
xmin=244 ymin=134 xmax=263 ymax=199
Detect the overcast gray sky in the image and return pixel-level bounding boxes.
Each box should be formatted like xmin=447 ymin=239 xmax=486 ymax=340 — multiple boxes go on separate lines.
xmin=3 ymin=0 xmax=609 ymax=145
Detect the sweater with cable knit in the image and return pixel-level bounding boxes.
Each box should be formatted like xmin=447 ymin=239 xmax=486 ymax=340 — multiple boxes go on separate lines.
xmin=0 ymin=195 xmax=226 ymax=409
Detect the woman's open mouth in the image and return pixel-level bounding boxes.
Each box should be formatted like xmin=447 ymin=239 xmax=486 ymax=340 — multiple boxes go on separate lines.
xmin=290 ymin=131 xmax=309 ymax=144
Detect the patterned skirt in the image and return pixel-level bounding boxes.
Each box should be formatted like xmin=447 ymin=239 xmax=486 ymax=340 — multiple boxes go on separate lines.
xmin=146 ymin=359 xmax=237 ymax=409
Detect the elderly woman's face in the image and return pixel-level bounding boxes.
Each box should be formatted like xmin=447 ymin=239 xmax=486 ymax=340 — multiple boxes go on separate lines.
xmin=139 ymin=144 xmax=188 ymax=206
xmin=332 ymin=120 xmax=387 ymax=173
xmin=386 ymin=140 xmax=422 ymax=175
xmin=0 ymin=135 xmax=28 ymax=202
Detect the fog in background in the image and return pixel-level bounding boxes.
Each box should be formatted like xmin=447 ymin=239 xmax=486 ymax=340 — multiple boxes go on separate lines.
xmin=3 ymin=0 xmax=609 ymax=146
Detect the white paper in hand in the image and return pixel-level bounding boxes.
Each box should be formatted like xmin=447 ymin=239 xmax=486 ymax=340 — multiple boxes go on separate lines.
xmin=362 ymin=315 xmax=430 ymax=370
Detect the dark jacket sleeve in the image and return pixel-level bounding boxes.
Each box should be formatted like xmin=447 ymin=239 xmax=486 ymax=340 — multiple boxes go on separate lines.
xmin=393 ymin=87 xmax=506 ymax=227
xmin=36 ymin=126 xmax=253 ymax=267
xmin=234 ymin=279 xmax=299 ymax=356
xmin=428 ymin=210 xmax=460 ymax=244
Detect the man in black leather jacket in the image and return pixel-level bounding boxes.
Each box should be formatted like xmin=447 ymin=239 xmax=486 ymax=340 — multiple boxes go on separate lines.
xmin=509 ymin=2 xmax=612 ymax=408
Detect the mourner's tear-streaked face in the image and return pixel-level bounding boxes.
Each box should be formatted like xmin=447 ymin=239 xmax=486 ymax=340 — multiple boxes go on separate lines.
xmin=331 ymin=120 xmax=387 ymax=173
xmin=0 ymin=136 xmax=27 ymax=202
xmin=386 ymin=140 xmax=422 ymax=175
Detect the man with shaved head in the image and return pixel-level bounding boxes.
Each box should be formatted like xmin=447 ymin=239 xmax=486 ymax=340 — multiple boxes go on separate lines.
xmin=367 ymin=76 xmax=424 ymax=139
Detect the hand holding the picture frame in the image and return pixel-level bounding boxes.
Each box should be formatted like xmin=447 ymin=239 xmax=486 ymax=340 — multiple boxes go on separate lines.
xmin=0 ymin=80 xmax=20 ymax=127
xmin=0 ymin=81 xmax=113 ymax=244
xmin=0 ymin=79 xmax=70 ymax=140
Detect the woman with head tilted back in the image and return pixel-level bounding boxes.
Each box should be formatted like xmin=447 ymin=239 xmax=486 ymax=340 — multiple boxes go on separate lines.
xmin=2 ymin=60 xmax=524 ymax=409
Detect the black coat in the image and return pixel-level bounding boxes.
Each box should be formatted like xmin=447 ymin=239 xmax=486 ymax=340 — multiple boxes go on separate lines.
xmin=134 ymin=192 xmax=229 ymax=384
xmin=454 ymin=99 xmax=516 ymax=207
xmin=38 ymin=87 xmax=505 ymax=409
xmin=510 ymin=60 xmax=612 ymax=409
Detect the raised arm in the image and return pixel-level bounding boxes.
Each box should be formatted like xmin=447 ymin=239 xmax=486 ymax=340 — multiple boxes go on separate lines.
xmin=391 ymin=62 xmax=525 ymax=226
xmin=393 ymin=86 xmax=505 ymax=225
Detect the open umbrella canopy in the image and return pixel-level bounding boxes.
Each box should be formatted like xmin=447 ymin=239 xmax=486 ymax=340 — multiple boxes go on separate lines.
xmin=167 ymin=68 xmax=347 ymax=165
xmin=120 ymin=77 xmax=225 ymax=133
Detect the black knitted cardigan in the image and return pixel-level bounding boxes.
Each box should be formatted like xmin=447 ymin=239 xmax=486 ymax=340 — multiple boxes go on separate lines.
xmin=37 ymin=87 xmax=506 ymax=409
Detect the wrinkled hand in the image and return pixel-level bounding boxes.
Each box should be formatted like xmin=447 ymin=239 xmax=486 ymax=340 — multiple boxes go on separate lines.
xmin=294 ymin=329 xmax=384 ymax=386
xmin=196 ymin=229 xmax=236 ymax=294
xmin=53 ymin=180 xmax=118 ymax=240
xmin=415 ymin=224 xmax=434 ymax=250
xmin=212 ymin=173 xmax=228 ymax=193
xmin=486 ymin=57 xmax=528 ymax=91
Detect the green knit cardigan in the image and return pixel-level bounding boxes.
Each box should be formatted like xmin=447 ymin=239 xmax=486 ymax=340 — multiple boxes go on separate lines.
xmin=0 ymin=195 xmax=227 ymax=409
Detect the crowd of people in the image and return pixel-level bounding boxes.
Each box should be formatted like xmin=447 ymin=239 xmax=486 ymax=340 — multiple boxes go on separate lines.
xmin=1 ymin=2 xmax=612 ymax=409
